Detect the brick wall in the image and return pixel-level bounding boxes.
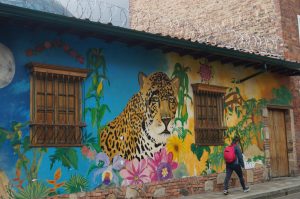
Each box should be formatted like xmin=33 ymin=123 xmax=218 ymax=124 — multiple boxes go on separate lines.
xmin=279 ymin=0 xmax=300 ymax=61
xmin=130 ymin=0 xmax=284 ymax=56
xmin=54 ymin=167 xmax=266 ymax=199
xmin=290 ymin=77 xmax=300 ymax=172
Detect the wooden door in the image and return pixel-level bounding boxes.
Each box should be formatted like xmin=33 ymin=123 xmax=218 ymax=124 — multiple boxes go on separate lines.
xmin=269 ymin=109 xmax=289 ymax=177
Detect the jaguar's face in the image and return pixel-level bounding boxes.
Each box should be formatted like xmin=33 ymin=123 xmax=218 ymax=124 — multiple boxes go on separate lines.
xmin=139 ymin=72 xmax=179 ymax=144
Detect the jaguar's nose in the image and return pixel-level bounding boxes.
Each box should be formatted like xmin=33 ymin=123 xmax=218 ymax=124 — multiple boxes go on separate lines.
xmin=162 ymin=117 xmax=171 ymax=128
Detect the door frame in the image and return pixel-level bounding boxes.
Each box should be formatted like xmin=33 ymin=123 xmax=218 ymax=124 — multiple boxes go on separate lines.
xmin=262 ymin=105 xmax=297 ymax=178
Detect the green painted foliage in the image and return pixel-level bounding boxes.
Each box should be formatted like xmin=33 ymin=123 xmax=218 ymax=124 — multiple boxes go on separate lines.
xmin=172 ymin=63 xmax=192 ymax=140
xmin=85 ymin=48 xmax=110 ymax=152
xmin=190 ymin=144 xmax=210 ymax=161
xmin=13 ymin=182 xmax=50 ymax=199
xmin=63 ymin=174 xmax=89 ymax=194
xmin=269 ymin=86 xmax=292 ymax=105
xmin=49 ymin=148 xmax=78 ymax=170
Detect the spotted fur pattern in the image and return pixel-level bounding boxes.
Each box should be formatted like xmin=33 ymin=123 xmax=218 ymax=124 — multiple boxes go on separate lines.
xmin=100 ymin=72 xmax=179 ymax=161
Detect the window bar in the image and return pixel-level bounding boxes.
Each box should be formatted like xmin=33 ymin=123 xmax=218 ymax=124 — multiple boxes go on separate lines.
xmin=221 ymin=95 xmax=225 ymax=127
xmin=78 ymin=77 xmax=83 ymax=144
xmin=54 ymin=74 xmax=58 ymax=145
xmin=62 ymin=75 xmax=66 ymax=144
xmin=195 ymin=91 xmax=201 ymax=136
xmin=65 ymin=75 xmax=69 ymax=144
xmin=199 ymin=91 xmax=202 ymax=127
xmin=32 ymin=71 xmax=37 ymax=144
xmin=212 ymin=92 xmax=215 ymax=126
xmin=52 ymin=73 xmax=55 ymax=145
xmin=74 ymin=77 xmax=78 ymax=144
xmin=44 ymin=72 xmax=48 ymax=144
xmin=205 ymin=90 xmax=208 ymax=128
xmin=216 ymin=93 xmax=220 ymax=127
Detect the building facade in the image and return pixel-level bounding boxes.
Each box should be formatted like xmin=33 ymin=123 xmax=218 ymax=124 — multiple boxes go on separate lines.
xmin=0 ymin=2 xmax=300 ymax=198
xmin=130 ymin=0 xmax=300 ymax=176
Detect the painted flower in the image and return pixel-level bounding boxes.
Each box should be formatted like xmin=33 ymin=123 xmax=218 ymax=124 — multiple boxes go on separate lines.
xmin=78 ymin=56 xmax=84 ymax=64
xmin=69 ymin=50 xmax=77 ymax=57
xmin=92 ymin=153 xmax=124 ymax=186
xmin=93 ymin=152 xmax=110 ymax=182
xmin=148 ymin=148 xmax=178 ymax=182
xmin=102 ymin=170 xmax=113 ymax=185
xmin=166 ymin=135 xmax=185 ymax=161
xmin=81 ymin=146 xmax=95 ymax=159
xmin=25 ymin=49 xmax=33 ymax=56
xmin=120 ymin=159 xmax=151 ymax=186
xmin=63 ymin=44 xmax=70 ymax=51
xmin=44 ymin=41 xmax=52 ymax=49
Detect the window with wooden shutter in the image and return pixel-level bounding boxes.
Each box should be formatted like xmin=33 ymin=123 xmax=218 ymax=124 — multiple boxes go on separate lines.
xmin=28 ymin=63 xmax=88 ymax=147
xmin=192 ymin=83 xmax=227 ymax=146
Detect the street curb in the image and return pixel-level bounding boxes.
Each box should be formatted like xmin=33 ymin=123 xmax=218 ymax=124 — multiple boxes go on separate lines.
xmin=238 ymin=184 xmax=300 ymax=199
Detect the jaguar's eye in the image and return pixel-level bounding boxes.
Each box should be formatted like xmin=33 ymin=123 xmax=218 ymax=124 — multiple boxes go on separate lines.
xmin=169 ymin=96 xmax=176 ymax=103
xmin=151 ymin=96 xmax=160 ymax=103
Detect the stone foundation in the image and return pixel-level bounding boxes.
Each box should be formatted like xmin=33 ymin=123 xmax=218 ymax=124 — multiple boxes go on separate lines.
xmin=54 ymin=167 xmax=265 ymax=199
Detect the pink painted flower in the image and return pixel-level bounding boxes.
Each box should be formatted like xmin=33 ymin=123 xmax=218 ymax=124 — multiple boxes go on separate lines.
xmin=148 ymin=148 xmax=178 ymax=182
xmin=81 ymin=146 xmax=89 ymax=156
xmin=78 ymin=56 xmax=84 ymax=64
xmin=69 ymin=50 xmax=77 ymax=57
xmin=120 ymin=159 xmax=151 ymax=186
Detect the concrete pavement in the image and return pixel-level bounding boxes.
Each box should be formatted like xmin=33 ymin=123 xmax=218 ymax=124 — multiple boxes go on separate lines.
xmin=181 ymin=176 xmax=300 ymax=199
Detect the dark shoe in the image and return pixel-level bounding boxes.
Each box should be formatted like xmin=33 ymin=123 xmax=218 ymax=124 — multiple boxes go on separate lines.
xmin=243 ymin=187 xmax=250 ymax=193
xmin=223 ymin=190 xmax=229 ymax=195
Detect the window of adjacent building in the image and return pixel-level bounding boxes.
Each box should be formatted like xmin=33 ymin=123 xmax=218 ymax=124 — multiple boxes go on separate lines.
xmin=192 ymin=84 xmax=227 ymax=146
xmin=28 ymin=63 xmax=88 ymax=147
xmin=298 ymin=15 xmax=300 ymax=42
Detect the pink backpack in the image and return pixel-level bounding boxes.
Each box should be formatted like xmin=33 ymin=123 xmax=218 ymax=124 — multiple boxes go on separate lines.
xmin=224 ymin=144 xmax=236 ymax=163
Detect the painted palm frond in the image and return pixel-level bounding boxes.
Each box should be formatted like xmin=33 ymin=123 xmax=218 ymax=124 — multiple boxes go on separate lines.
xmin=63 ymin=174 xmax=89 ymax=194
xmin=13 ymin=182 xmax=50 ymax=199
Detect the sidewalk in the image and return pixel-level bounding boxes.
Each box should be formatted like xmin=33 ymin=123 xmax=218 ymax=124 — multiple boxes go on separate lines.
xmin=181 ymin=176 xmax=300 ymax=199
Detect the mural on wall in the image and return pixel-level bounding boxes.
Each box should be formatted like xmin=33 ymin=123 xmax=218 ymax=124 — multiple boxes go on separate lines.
xmin=100 ymin=72 xmax=180 ymax=161
xmin=0 ymin=35 xmax=295 ymax=198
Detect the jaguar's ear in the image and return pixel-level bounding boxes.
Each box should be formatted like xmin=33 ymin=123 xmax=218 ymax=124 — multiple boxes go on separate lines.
xmin=138 ymin=72 xmax=148 ymax=89
xmin=171 ymin=77 xmax=180 ymax=95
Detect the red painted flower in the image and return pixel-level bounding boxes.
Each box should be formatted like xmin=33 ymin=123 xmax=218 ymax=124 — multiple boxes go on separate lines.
xmin=63 ymin=44 xmax=70 ymax=51
xmin=69 ymin=50 xmax=77 ymax=58
xmin=44 ymin=41 xmax=52 ymax=49
xmin=25 ymin=49 xmax=33 ymax=56
xmin=78 ymin=56 xmax=84 ymax=64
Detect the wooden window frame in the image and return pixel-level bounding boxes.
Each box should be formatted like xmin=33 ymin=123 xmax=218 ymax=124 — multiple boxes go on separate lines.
xmin=28 ymin=62 xmax=88 ymax=147
xmin=192 ymin=83 xmax=227 ymax=146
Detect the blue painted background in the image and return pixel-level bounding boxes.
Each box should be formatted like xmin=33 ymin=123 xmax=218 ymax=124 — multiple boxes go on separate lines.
xmin=0 ymin=25 xmax=166 ymax=189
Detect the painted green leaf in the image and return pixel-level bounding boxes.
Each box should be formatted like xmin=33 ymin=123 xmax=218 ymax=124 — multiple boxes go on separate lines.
xmin=22 ymin=136 xmax=30 ymax=153
xmin=63 ymin=174 xmax=89 ymax=194
xmin=0 ymin=128 xmax=7 ymax=146
xmin=97 ymin=104 xmax=111 ymax=123
xmin=13 ymin=182 xmax=50 ymax=199
xmin=91 ymin=109 xmax=97 ymax=127
xmin=87 ymin=163 xmax=98 ymax=175
xmin=49 ymin=148 xmax=78 ymax=170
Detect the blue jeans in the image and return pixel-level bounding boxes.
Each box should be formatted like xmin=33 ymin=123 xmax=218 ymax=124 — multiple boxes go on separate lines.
xmin=224 ymin=163 xmax=246 ymax=190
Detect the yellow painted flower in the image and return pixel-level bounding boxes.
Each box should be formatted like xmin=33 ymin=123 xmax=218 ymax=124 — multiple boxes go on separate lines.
xmin=166 ymin=135 xmax=185 ymax=161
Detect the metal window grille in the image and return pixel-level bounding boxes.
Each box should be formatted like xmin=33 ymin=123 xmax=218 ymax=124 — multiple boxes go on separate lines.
xmin=192 ymin=84 xmax=227 ymax=146
xmin=28 ymin=63 xmax=88 ymax=147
